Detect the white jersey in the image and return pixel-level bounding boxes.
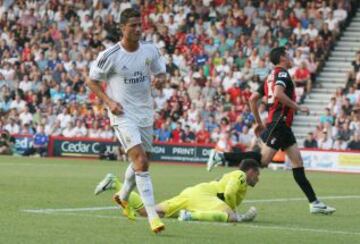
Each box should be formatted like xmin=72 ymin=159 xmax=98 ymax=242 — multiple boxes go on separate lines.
xmin=89 ymin=42 xmax=166 ymax=127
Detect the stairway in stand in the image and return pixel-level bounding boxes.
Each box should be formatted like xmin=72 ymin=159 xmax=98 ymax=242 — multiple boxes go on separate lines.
xmin=292 ymin=9 xmax=360 ymax=145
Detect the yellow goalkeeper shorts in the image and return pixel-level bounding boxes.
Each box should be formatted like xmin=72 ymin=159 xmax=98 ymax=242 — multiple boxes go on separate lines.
xmin=158 ymin=184 xmax=231 ymax=218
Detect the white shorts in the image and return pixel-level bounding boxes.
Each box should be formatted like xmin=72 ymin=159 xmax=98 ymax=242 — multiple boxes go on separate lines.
xmin=112 ymin=124 xmax=153 ymax=153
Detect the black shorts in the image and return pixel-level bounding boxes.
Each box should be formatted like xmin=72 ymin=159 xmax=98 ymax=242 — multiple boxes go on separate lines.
xmin=260 ymin=121 xmax=296 ymax=150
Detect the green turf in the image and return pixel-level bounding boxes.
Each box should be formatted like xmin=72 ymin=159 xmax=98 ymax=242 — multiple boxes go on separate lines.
xmin=0 ymin=156 xmax=359 ymax=244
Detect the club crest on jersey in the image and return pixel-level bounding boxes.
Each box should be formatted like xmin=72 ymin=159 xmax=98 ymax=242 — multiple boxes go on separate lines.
xmin=271 ymin=138 xmax=277 ymax=145
xmin=278 ymin=72 xmax=287 ymax=78
xmin=145 ymin=58 xmax=151 ymax=66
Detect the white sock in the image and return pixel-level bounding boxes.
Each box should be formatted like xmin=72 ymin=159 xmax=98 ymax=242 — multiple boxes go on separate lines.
xmin=135 ymin=171 xmax=159 ymax=221
xmin=118 ymin=163 xmax=135 ymax=201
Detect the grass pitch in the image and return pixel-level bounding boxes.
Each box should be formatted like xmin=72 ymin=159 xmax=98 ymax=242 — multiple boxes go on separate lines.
xmin=1 ymin=156 xmax=360 ymax=244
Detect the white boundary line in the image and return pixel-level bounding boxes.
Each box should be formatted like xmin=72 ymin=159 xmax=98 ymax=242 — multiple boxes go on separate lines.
xmin=22 ymin=211 xmax=360 ymax=237
xmin=22 ymin=195 xmax=360 ymax=213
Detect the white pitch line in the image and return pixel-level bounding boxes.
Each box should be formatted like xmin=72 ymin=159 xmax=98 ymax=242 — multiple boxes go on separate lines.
xmin=25 ymin=211 xmax=360 ymax=237
xmin=245 ymin=195 xmax=360 ymax=203
xmin=22 ymin=195 xmax=360 ymax=213
xmin=23 ymin=206 xmax=117 ymax=213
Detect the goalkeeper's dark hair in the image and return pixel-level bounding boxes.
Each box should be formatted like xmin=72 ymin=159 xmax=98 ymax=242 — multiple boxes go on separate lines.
xmin=239 ymin=159 xmax=260 ymax=172
xmin=120 ymin=8 xmax=141 ymax=25
xmin=269 ymin=47 xmax=286 ymax=65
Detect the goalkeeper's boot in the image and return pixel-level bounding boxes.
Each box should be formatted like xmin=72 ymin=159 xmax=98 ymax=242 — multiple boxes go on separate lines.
xmin=207 ymin=150 xmax=225 ymax=171
xmin=310 ymin=200 xmax=336 ymax=215
xmin=150 ymin=217 xmax=165 ymax=234
xmin=113 ymin=194 xmax=136 ymax=220
xmin=178 ymin=210 xmax=192 ymax=221
xmin=94 ymin=173 xmax=115 ymax=195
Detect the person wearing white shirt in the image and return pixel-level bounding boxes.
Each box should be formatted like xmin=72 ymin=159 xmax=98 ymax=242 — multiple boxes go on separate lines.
xmin=88 ymin=120 xmax=101 ymax=138
xmin=238 ymin=126 xmax=253 ymax=148
xmin=80 ymin=14 xmax=93 ymax=32
xmin=9 ymin=95 xmax=26 ymax=112
xmin=19 ymin=75 xmax=33 ymax=93
xmin=77 ymin=3 xmax=91 ymax=24
xmin=306 ymin=23 xmax=319 ymax=40
xmin=87 ymin=8 xmax=166 ymax=233
xmin=19 ymin=107 xmax=33 ymax=125
xmin=325 ymin=12 xmax=339 ymax=32
xmin=62 ymin=122 xmax=76 ymax=138
xmin=72 ymin=120 xmax=88 ymax=137
xmin=56 ymin=107 xmax=73 ymax=128
xmin=318 ymin=130 xmax=333 ymax=150
xmin=99 ymin=124 xmax=114 ymax=139
xmin=333 ymin=3 xmax=348 ymax=23
xmin=154 ymin=89 xmax=167 ymax=111
xmin=4 ymin=119 xmax=20 ymax=134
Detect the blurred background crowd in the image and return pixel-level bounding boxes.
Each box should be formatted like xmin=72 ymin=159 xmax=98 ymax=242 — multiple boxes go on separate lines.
xmin=0 ymin=0 xmax=359 ymax=156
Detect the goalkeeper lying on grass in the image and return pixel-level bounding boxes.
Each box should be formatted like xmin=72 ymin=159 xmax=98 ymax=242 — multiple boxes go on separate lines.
xmin=95 ymin=159 xmax=259 ymax=223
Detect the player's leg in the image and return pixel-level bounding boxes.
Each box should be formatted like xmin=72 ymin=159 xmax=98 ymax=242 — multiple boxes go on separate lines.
xmin=285 ymin=143 xmax=336 ymax=214
xmin=129 ymin=126 xmax=164 ymax=232
xmin=178 ymin=196 xmax=257 ymax=223
xmin=112 ymin=124 xmax=164 ymax=232
xmin=207 ymin=125 xmax=279 ymax=170
xmin=155 ymin=194 xmax=188 ymax=219
xmin=94 ymin=173 xmax=146 ymax=218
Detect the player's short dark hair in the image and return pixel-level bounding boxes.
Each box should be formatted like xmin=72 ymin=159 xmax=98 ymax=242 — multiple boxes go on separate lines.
xmin=270 ymin=47 xmax=286 ymax=65
xmin=239 ymin=159 xmax=260 ymax=172
xmin=120 ymin=8 xmax=141 ymax=25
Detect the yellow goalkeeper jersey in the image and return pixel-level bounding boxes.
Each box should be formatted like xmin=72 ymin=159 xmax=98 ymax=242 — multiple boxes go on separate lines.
xmin=212 ymin=170 xmax=248 ymax=210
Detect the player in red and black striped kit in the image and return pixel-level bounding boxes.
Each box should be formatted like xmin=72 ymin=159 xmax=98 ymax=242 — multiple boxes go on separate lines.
xmin=207 ymin=47 xmax=335 ymax=214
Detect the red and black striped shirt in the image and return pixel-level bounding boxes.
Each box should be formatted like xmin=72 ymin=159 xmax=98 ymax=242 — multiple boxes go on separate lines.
xmin=258 ymin=67 xmax=296 ymax=127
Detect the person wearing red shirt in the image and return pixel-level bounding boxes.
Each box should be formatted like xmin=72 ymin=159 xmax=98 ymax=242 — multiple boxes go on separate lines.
xmin=196 ymin=122 xmax=210 ymax=144
xmin=288 ymin=11 xmax=299 ymax=28
xmin=227 ymin=83 xmax=242 ymax=103
xmin=294 ymin=61 xmax=311 ymax=93
xmin=227 ymin=106 xmax=238 ymax=123
xmin=171 ymin=122 xmax=183 ymax=143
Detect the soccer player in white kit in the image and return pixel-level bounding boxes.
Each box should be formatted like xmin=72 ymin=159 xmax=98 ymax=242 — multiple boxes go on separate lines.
xmin=87 ymin=8 xmax=166 ymax=233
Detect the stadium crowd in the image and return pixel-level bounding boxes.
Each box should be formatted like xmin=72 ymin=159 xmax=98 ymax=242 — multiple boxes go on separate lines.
xmin=0 ymin=0 xmax=359 ymax=156
xmin=303 ymin=49 xmax=360 ymax=150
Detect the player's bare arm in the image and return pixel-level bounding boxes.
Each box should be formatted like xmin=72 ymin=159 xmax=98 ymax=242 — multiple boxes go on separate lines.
xmin=85 ymin=78 xmax=123 ymax=115
xmin=249 ymin=92 xmax=265 ymax=136
xmin=274 ymin=85 xmax=308 ymax=113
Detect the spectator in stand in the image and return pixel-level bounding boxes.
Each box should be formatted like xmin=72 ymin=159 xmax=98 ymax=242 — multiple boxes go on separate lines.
xmin=196 ymin=122 xmax=210 ymax=144
xmin=293 ymin=61 xmax=312 ymax=95
xmin=155 ymin=123 xmax=171 ymax=142
xmin=304 ymin=132 xmax=318 ymax=148
xmin=170 ymin=121 xmax=183 ymax=143
xmin=62 ymin=122 xmax=75 ymax=138
xmin=320 ymin=108 xmax=334 ymax=125
xmin=99 ymin=124 xmax=114 ymax=139
xmin=347 ymin=133 xmax=360 ymax=150
xmin=318 ymin=130 xmax=333 ymax=150
xmin=182 ymin=125 xmax=196 ymax=143
xmin=0 ymin=130 xmax=15 ymax=155
xmin=4 ymin=118 xmax=20 ymax=135
xmin=348 ymin=51 xmax=360 ymax=83
xmin=23 ymin=125 xmax=48 ymax=157
xmin=238 ymin=125 xmax=252 ymax=149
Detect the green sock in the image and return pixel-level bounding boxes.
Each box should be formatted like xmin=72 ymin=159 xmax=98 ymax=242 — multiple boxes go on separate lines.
xmin=113 ymin=177 xmax=144 ymax=211
xmin=113 ymin=177 xmax=122 ymax=192
xmin=190 ymin=211 xmax=228 ymax=222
